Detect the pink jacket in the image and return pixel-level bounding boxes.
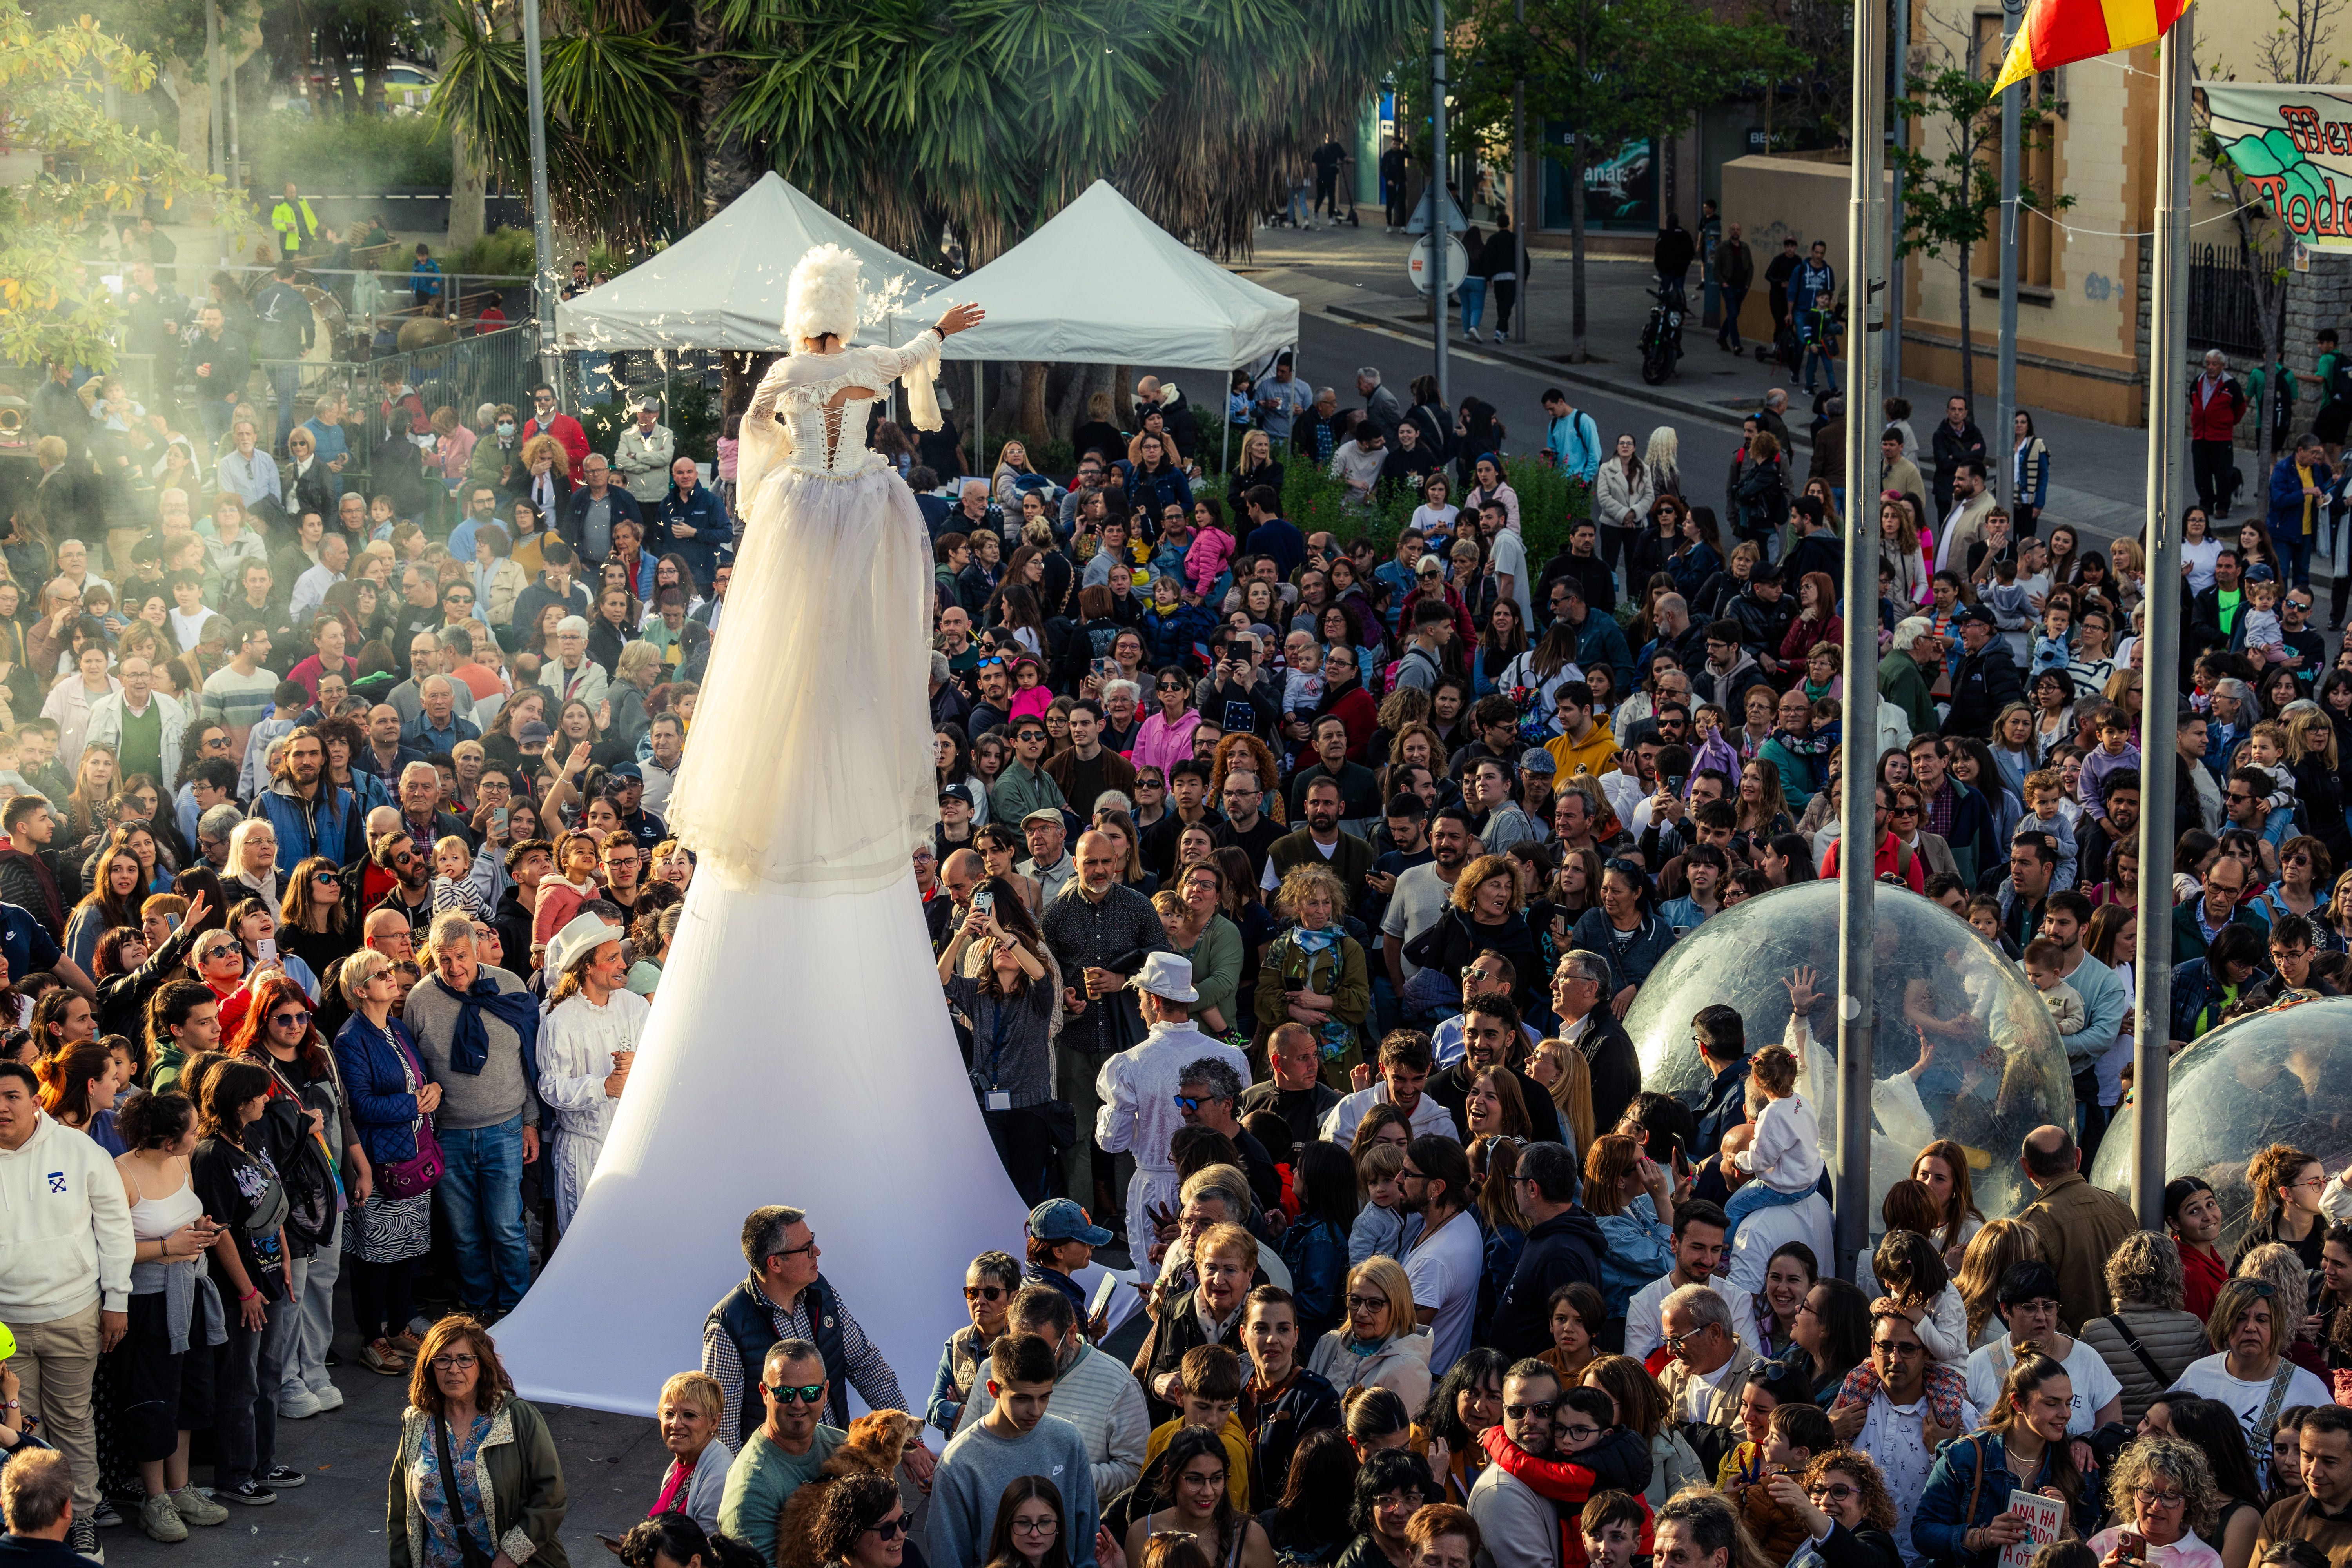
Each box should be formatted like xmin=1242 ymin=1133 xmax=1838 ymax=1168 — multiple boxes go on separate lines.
xmin=1131 ymin=708 xmax=1201 ymax=776
xmin=1185 ymin=525 xmax=1236 ymax=596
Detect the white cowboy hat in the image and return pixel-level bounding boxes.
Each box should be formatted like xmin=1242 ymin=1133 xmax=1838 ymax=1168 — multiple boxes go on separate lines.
xmin=546 ymin=912 xmax=624 ymax=978
xmin=1129 ymin=952 xmax=1199 ymax=1005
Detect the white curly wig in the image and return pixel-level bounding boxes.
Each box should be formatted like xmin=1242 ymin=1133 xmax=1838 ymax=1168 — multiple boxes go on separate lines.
xmin=784 ymin=243 xmax=863 ymax=347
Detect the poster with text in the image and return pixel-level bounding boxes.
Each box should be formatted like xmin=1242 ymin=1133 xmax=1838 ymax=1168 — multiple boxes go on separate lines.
xmin=2206 ymin=84 xmax=2352 ymax=249
xmin=1996 ymin=1491 xmax=2065 ymax=1568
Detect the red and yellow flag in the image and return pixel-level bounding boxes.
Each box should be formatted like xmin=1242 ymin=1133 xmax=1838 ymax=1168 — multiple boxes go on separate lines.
xmin=1990 ymin=0 xmax=2190 ymax=93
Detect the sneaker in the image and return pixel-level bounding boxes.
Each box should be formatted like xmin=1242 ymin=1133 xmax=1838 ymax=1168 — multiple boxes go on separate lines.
xmin=138 ymin=1495 xmax=188 ymax=1544
xmin=225 ymin=1480 xmax=275 ymax=1506
xmin=67 ymin=1516 xmax=103 ymax=1562
xmin=170 ymin=1485 xmax=229 ymax=1527
xmin=308 ymin=1381 xmax=345 ymax=1412
xmin=362 ymin=1339 xmax=409 ymax=1376
xmin=265 ymin=1466 xmax=306 ymax=1489
xmin=88 ymin=1500 xmax=123 ymax=1529
xmin=391 ymin=1327 xmax=424 ymax=1353
xmin=278 ymin=1387 xmax=324 ymax=1419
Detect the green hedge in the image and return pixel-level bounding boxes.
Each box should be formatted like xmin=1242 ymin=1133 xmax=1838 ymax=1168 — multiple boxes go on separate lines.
xmin=253 ymin=109 xmax=454 ymax=191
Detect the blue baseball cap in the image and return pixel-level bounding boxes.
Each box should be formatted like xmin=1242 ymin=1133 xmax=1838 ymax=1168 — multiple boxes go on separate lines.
xmin=1027 ymin=1198 xmax=1113 ymax=1247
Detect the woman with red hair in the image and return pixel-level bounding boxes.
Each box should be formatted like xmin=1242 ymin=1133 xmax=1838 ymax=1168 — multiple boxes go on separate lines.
xmin=230 ymin=967 xmax=370 ymax=1419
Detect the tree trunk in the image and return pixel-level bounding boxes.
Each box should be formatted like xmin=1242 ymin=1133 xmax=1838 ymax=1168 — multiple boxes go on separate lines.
xmin=1019 ymin=361 xmax=1049 ymax=444
xmin=170 ymin=61 xmax=212 ymax=168
xmin=723 ymin=350 xmax=775 ymax=426
xmin=447 ymin=121 xmax=487 ymax=252
xmin=693 ymin=5 xmax=753 ymax=219
xmin=1956 ymin=241 xmax=1975 ymax=409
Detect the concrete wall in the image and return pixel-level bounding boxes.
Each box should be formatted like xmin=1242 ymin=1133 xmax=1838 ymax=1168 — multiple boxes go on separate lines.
xmin=1717 ymin=153 xmax=1890 ymax=343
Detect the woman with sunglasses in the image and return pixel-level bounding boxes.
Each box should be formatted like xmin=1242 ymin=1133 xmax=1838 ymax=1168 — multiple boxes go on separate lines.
xmin=232 ymin=967 xmax=368 ymax=1419
xmin=1133 ymin=665 xmax=1202 ymax=778
xmin=278 ymin=855 xmax=358 ymax=979
xmin=927 ymin=1250 xmax=1022 ymax=1433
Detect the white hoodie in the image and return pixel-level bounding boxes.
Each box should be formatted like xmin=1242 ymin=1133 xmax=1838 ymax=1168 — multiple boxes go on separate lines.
xmin=0 ymin=1110 xmax=135 ymax=1321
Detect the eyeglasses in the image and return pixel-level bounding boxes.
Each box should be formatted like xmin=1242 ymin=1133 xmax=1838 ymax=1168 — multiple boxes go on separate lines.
xmin=766 ymin=1383 xmax=826 ymax=1405
xmin=1500 ymin=1399 xmax=1558 ymax=1420
xmin=203 ymin=733 xmax=234 ymax=748
xmin=1013 ymin=1518 xmax=1060 ymax=1537
xmin=1173 ymin=1094 xmax=1219 ymax=1112
xmin=430 ymin=1354 xmax=478 ymax=1371
xmin=1344 ymin=1293 xmax=1388 ymax=1312
xmin=1808 ymin=1483 xmax=1860 ymax=1502
xmin=963 ymin=1284 xmax=1008 ymax=1302
xmin=1871 ymin=1338 xmax=1924 ymax=1357
xmin=269 ymin=1009 xmax=311 ymax=1028
xmin=2132 ymin=1487 xmax=2187 ymax=1509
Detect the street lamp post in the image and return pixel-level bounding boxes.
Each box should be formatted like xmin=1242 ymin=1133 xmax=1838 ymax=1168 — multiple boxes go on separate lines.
xmin=1431 ymin=0 xmax=1450 ymax=406
xmin=520 ymin=0 xmax=564 ymax=399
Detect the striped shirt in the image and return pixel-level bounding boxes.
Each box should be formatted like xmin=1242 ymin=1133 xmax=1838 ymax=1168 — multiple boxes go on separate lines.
xmin=700 ymin=1277 xmax=906 ymax=1453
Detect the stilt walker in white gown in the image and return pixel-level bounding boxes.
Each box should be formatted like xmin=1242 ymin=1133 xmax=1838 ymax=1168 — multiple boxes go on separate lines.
xmin=493 ymin=247 xmax=1030 ymax=1416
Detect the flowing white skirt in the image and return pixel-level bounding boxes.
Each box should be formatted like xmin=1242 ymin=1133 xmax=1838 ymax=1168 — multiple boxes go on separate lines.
xmin=665 ymin=459 xmax=935 ymax=893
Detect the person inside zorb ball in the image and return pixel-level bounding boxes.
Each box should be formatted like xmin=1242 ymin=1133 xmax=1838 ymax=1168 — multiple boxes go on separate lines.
xmin=2092 ymin=995 xmax=2352 ymax=1245
xmin=1627 ymin=881 xmax=2073 ymax=1222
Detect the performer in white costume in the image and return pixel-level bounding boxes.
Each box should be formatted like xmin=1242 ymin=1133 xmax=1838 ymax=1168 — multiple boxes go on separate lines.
xmin=666 ymin=256 xmax=985 ymax=892
xmin=493 ymin=249 xmax=1025 ymax=1417
xmin=1094 ymin=954 xmax=1253 ymax=1283
xmin=534 ymin=913 xmax=647 ymax=1231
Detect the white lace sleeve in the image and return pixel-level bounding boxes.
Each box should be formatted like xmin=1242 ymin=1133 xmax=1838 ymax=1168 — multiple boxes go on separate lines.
xmin=868 ymin=330 xmax=946 ymax=432
xmin=735 ymin=357 xmax=797 ymax=506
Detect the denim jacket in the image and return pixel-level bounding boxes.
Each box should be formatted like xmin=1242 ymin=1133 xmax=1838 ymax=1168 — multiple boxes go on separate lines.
xmin=1913 ymin=1429 xmax=2099 ymax=1568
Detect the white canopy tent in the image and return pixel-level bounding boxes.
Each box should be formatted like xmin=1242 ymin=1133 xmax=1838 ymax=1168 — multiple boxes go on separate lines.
xmin=897 ymin=180 xmax=1300 ymax=469
xmin=555 ymin=172 xmax=948 ymax=351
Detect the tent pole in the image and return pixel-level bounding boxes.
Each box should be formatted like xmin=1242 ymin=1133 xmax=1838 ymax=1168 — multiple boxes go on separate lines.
xmin=1221 ymin=368 xmax=1232 ymax=477
xmin=974 ymin=362 xmax=984 ymax=478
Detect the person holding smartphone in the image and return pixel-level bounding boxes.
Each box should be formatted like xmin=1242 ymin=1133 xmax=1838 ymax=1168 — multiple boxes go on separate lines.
xmin=936 ymin=878 xmax=1056 ymax=1204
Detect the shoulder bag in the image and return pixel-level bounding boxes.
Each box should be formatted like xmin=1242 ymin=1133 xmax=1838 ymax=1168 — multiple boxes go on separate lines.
xmin=378 ymin=1024 xmax=446 ymax=1201
xmin=2097 ymin=1313 xmax=2184 ymax=1390
xmin=430 ymin=1415 xmax=497 ymax=1568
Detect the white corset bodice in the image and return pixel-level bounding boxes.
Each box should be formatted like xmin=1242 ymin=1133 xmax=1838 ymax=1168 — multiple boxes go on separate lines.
xmin=779 ymin=392 xmax=884 ymax=476
xmin=738 ymin=331 xmax=945 ymax=496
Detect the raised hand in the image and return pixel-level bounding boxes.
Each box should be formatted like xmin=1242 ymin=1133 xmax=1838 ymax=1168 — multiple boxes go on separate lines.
xmin=934 ymin=302 xmax=987 ymax=337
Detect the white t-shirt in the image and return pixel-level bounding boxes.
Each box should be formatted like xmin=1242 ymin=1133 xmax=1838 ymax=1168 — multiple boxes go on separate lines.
xmin=1379 ymin=862 xmax=1456 ymax=980
xmin=2167 ymin=1353 xmax=2334 ymax=1489
xmin=1488 ymin=529 xmax=1532 ymax=624
xmin=1964 ymin=1334 xmax=2122 ymax=1435
xmin=1405 ymin=1208 xmax=1486 ymax=1378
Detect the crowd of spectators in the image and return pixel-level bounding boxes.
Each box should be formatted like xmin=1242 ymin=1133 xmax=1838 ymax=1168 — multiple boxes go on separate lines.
xmin=5 ymin=320 xmax=2352 ymax=1568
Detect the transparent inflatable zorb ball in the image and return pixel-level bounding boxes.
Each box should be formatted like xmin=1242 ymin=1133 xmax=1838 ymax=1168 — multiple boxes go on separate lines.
xmin=1622 ymin=881 xmax=2075 ymax=1221
xmin=2091 ymin=995 xmax=2352 ymax=1245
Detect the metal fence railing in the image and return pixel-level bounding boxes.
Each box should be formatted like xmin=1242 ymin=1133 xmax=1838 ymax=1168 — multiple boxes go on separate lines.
xmin=2187 ymin=243 xmax=2272 ymax=359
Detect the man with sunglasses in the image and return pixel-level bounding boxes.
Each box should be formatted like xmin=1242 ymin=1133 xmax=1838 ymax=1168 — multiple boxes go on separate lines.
xmin=1467 ymin=1359 xmax=1566 ymax=1568
xmin=1830 ymin=1304 xmax=1976 ymax=1563
xmin=715 ymin=1339 xmax=849 ymax=1559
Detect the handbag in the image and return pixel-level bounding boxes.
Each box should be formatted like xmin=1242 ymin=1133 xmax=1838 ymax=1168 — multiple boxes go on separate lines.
xmin=377 ymin=1024 xmax=446 ymax=1202
xmin=430 ymin=1414 xmax=497 ymax=1568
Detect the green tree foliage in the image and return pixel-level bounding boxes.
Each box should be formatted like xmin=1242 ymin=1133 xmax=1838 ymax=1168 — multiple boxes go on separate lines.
xmin=1449 ymin=0 xmax=1799 ymax=357
xmin=0 ymin=4 xmax=245 ymax=369
xmin=431 ymin=0 xmax=1419 ymax=262
xmin=1891 ymin=65 xmax=2069 ymax=409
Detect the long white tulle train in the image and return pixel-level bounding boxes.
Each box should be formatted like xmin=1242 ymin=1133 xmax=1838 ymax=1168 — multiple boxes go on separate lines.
xmin=492 ymin=870 xmax=1028 ymax=1416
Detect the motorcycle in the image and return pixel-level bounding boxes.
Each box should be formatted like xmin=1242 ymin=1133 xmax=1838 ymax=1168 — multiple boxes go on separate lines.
xmin=1639 ymin=286 xmax=1684 ymax=384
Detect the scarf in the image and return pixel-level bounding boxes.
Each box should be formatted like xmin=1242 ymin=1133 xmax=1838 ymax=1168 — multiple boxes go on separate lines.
xmin=430 ymin=973 xmax=542 ymax=1089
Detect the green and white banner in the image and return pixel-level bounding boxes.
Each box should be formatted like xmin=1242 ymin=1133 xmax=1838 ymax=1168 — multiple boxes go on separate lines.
xmin=2205 ymin=83 xmax=2352 ymax=249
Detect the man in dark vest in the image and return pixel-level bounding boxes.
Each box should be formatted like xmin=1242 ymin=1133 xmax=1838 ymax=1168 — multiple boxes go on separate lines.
xmin=700 ymin=1204 xmax=927 ymax=1474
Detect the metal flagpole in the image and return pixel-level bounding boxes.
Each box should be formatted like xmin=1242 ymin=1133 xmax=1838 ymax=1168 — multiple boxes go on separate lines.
xmin=1836 ymin=0 xmax=1889 ymax=1275
xmin=2131 ymin=13 xmax=2192 ymax=1226
xmin=1221 ymin=368 xmax=1232 ymax=476
xmin=1887 ymin=0 xmax=1909 ymax=397
xmin=1431 ymin=0 xmax=1450 ymax=405
xmin=1994 ymin=0 xmax=2024 ymax=506
xmin=520 ymin=0 xmax=563 ymax=400
xmin=1512 ymin=0 xmax=1529 ymax=344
